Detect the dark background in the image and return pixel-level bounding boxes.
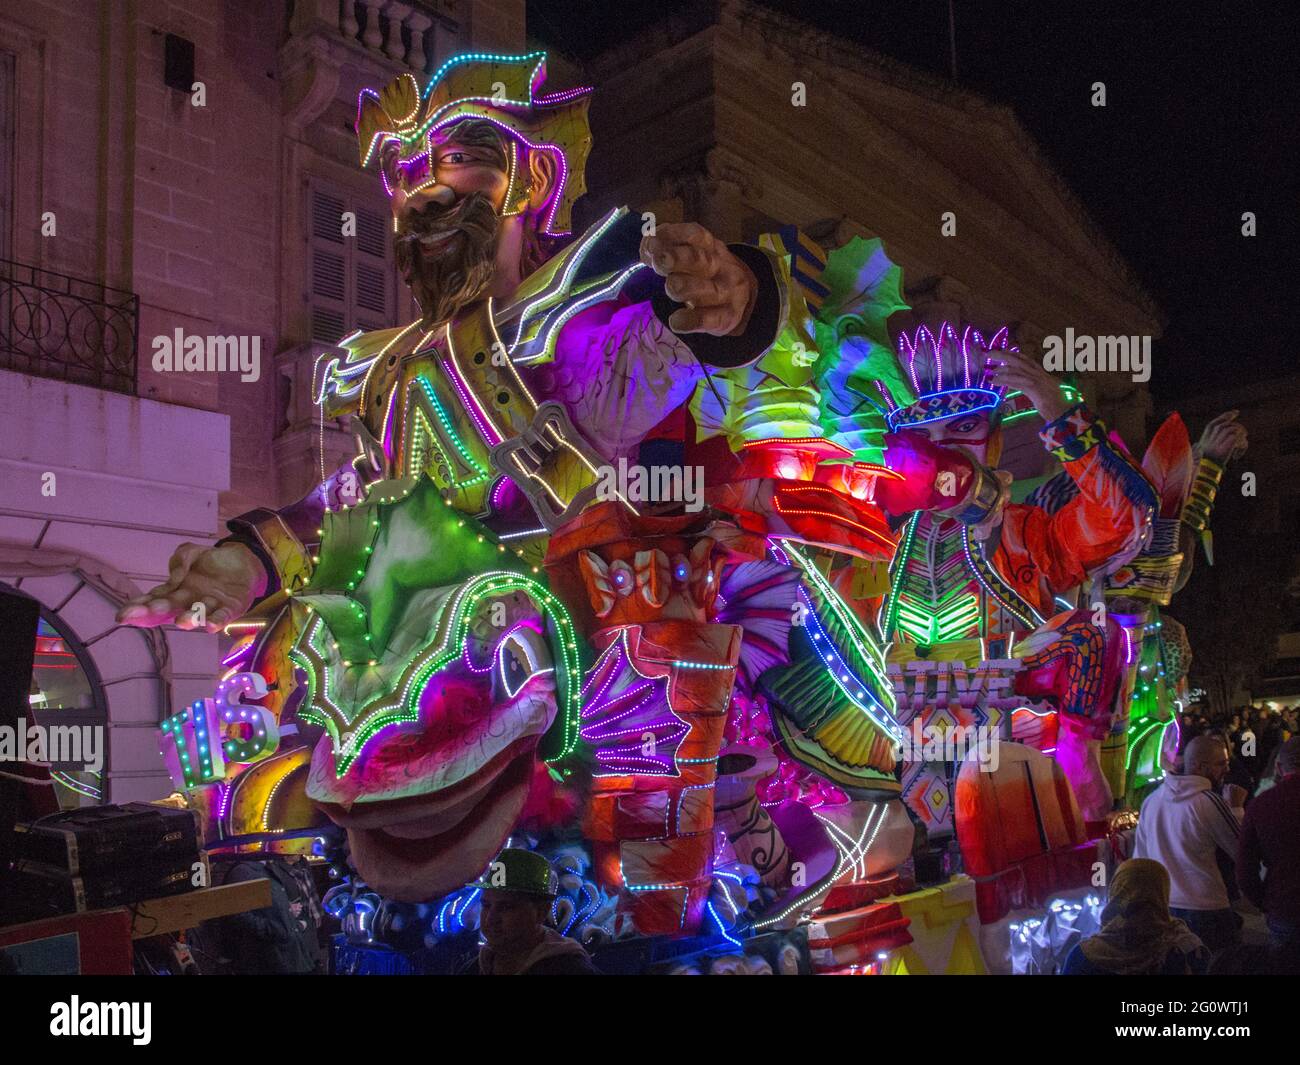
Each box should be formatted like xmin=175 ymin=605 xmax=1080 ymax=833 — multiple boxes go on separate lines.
xmin=529 ymin=0 xmax=1299 ymax=406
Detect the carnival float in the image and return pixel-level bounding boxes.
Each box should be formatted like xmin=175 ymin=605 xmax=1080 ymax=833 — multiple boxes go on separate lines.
xmin=134 ymin=51 xmax=1239 ymax=975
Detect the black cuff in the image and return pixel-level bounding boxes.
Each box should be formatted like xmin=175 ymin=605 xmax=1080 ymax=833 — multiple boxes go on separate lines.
xmin=217 ymin=527 xmax=281 ymax=599
xmin=650 ymin=242 xmax=783 ymax=369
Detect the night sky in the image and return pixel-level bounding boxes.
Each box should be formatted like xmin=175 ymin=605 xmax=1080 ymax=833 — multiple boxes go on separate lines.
xmin=528 ymin=1 xmax=1298 ymax=406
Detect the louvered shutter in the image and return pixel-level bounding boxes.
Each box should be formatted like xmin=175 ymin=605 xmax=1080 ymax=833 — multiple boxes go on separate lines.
xmin=309 ymin=183 xmax=394 ymax=343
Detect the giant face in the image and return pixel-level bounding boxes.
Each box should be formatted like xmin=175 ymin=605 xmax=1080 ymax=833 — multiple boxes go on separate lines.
xmin=383 ymin=120 xmax=511 ymax=326
xmin=305 ymin=595 xmax=561 ymax=901
xmin=290 ymin=479 xmax=578 ymax=903
xmin=901 ymin=409 xmax=997 ymax=468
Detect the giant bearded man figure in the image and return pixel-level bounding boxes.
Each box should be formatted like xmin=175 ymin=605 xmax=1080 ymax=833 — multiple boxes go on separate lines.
xmin=117 ymin=53 xmax=791 ymax=932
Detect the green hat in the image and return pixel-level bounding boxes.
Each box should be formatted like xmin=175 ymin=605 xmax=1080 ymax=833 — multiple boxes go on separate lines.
xmin=474 ymin=848 xmax=558 ymax=898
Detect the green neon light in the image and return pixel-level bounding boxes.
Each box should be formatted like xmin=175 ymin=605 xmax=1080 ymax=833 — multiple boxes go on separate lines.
xmin=412 ymin=374 xmax=491 ymax=485
xmin=895 ymin=592 xmax=980 ymax=644
xmin=882 ymin=514 xmax=919 ymax=640
xmin=781 ymin=540 xmax=894 ymax=701
xmin=292 ymin=570 xmax=581 ymax=777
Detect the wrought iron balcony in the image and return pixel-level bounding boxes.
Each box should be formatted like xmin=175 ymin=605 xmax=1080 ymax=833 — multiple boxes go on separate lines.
xmin=0 ymin=259 xmax=139 ymax=394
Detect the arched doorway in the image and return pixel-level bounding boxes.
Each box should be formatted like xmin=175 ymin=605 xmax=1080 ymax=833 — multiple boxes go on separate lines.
xmin=0 ymin=548 xmax=174 ymax=805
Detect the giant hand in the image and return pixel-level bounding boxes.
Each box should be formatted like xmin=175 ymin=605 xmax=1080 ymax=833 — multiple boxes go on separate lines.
xmin=1197 ymin=409 xmax=1248 ymax=464
xmin=640 ymin=222 xmax=758 ymax=336
xmin=987 ymin=347 xmax=1068 ymax=423
xmin=115 ymin=541 xmax=267 ymax=632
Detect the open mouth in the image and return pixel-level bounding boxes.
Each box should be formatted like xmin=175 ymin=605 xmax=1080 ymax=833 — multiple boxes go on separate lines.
xmin=416 ymin=228 xmax=464 ymax=251
xmin=316 ymin=736 xmax=539 ymax=902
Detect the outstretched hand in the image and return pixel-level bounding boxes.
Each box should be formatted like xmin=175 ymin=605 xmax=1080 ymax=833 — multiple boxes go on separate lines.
xmin=115 ymin=541 xmax=266 ymax=632
xmin=639 ymin=222 xmax=757 ymax=337
xmin=1199 ymin=410 xmax=1247 ymax=464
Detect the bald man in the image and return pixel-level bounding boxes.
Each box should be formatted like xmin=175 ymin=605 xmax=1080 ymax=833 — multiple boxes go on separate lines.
xmin=1133 ymin=734 xmax=1246 ymax=952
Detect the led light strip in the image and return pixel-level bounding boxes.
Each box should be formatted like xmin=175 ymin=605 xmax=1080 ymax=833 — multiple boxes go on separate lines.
xmin=293 ymin=569 xmax=581 ymax=775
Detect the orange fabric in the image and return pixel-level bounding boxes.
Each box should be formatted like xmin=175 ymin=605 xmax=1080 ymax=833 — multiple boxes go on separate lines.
xmin=995 ymin=441 xmax=1152 ymax=616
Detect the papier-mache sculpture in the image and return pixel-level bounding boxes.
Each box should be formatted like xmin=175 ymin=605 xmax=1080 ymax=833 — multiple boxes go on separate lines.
xmin=128 ymin=51 xmax=1237 ymax=974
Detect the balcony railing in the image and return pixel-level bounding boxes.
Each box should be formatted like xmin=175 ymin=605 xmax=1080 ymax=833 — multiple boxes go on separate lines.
xmin=289 ymin=1 xmax=460 ymax=76
xmin=0 ymin=259 xmax=139 ymax=395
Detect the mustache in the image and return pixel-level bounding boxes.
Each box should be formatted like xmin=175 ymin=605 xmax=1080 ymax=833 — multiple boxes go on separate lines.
xmin=395 ymin=192 xmax=500 ymax=326
xmin=397 ymin=192 xmax=499 ymax=246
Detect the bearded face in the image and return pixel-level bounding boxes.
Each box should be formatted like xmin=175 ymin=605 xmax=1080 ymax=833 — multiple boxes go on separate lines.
xmin=383 ymin=120 xmax=514 ymax=326
xmin=394 ymin=191 xmax=501 ymax=326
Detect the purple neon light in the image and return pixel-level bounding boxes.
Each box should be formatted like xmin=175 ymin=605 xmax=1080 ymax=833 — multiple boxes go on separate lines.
xmin=895 ymin=321 xmax=1017 ymax=401
xmin=534 ymin=87 xmax=594 ymax=104
xmin=491 ymin=476 xmax=511 ymax=511
xmin=221 ymin=642 xmax=254 ymax=668
xmin=440 ymin=353 xmax=503 ymax=445
xmin=579 ymin=637 xmax=686 ymax=776
xmin=381 ymin=378 xmax=400 ymax=462
xmin=426 ymin=113 xmax=573 ymax=235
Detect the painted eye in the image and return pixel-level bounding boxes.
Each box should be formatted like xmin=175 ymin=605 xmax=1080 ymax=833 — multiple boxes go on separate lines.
xmin=494 ymin=626 xmax=554 ymax=699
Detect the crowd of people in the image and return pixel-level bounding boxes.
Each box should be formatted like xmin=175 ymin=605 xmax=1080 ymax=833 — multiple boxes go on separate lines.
xmin=1179 ymin=703 xmax=1297 ymax=791
xmin=1065 ymin=702 xmax=1300 ymax=976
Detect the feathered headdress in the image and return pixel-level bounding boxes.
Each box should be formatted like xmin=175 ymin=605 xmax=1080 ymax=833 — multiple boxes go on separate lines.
xmin=880 ymin=313 xmax=1022 ymax=430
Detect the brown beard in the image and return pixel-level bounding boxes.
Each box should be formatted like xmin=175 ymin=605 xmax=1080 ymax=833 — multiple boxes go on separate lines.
xmin=395 ymin=192 xmax=500 ymax=326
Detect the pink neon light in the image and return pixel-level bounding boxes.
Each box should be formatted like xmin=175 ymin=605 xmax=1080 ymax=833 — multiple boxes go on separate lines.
xmin=441 ymin=355 xmax=503 ymax=446
xmin=221 ymin=643 xmax=254 ymax=668
xmin=491 ymin=476 xmax=511 ymax=510
xmin=894 ymin=320 xmax=1019 ymax=401
xmin=428 ymin=114 xmax=572 ymax=235
xmin=534 ymin=87 xmax=594 ymax=104
xmin=875 ymin=379 xmax=898 ymax=412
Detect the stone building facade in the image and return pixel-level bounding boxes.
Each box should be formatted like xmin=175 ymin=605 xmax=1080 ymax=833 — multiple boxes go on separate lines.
xmin=572 ymin=1 xmax=1158 ymax=479
xmin=0 ymin=0 xmax=523 ymax=803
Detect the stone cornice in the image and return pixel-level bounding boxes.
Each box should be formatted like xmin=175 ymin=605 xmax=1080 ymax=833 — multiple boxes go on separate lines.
xmin=576 ymin=0 xmax=1161 ymax=335
xmin=720 ymin=0 xmax=1160 ymax=327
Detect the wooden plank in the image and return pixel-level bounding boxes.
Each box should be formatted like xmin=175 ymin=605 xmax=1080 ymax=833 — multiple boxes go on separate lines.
xmin=130 ymin=879 xmax=271 ymax=939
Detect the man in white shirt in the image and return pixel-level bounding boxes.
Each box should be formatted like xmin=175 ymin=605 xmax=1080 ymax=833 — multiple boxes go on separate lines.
xmin=1133 ymin=734 xmax=1246 ymax=952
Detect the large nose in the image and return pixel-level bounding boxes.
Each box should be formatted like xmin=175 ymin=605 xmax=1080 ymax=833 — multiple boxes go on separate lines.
xmin=393 ymin=183 xmax=456 ymax=222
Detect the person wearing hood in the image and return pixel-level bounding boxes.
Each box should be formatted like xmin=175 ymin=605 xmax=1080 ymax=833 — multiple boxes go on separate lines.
xmin=1133 ymin=734 xmax=1245 ymax=952
xmin=459 ymin=849 xmax=598 ymax=976
xmin=1063 ymin=859 xmax=1209 ymax=974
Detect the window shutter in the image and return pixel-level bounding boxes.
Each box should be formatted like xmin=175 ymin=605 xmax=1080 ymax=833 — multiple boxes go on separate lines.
xmin=309 ymin=183 xmax=394 ymax=344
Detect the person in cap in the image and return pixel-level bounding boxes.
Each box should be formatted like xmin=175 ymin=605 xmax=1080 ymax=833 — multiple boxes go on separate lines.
xmin=460 ymin=848 xmax=597 ymax=975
